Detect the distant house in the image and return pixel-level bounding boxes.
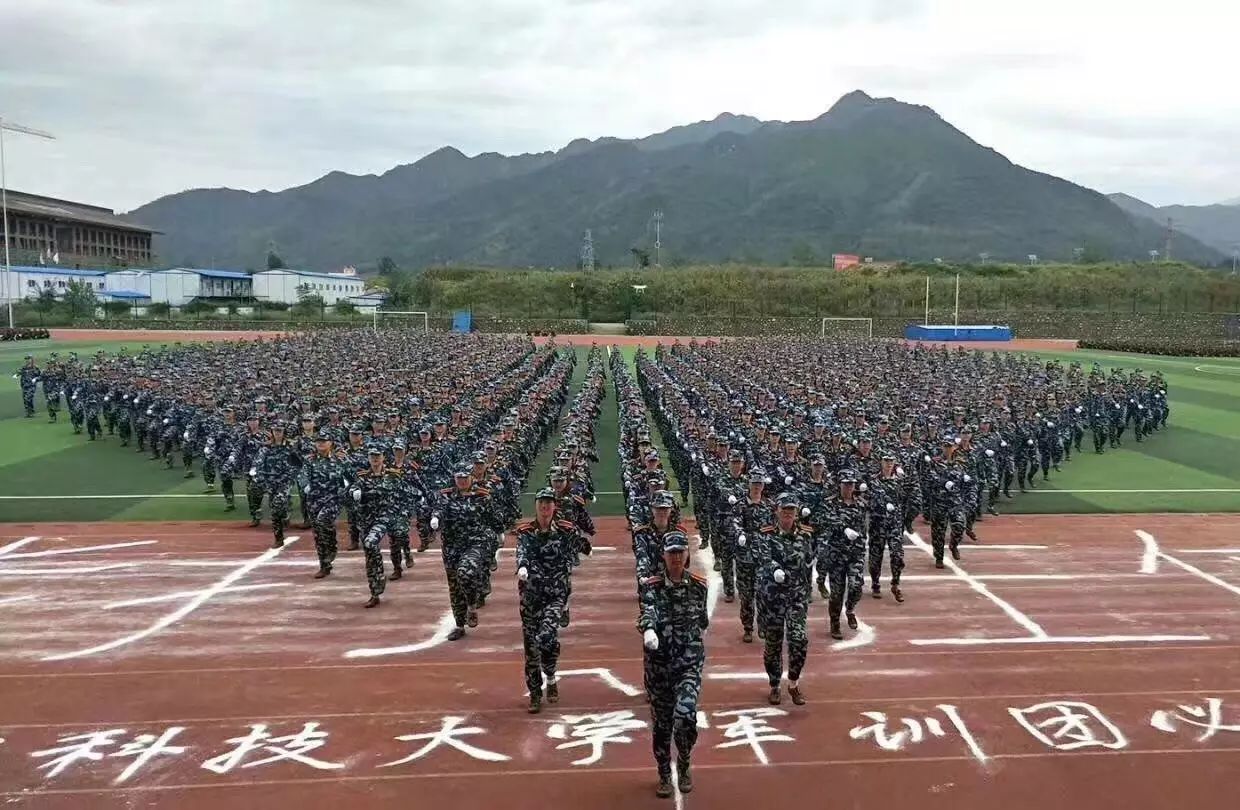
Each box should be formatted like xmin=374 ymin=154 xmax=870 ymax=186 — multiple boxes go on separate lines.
xmin=146 ymin=268 xmax=253 ymax=306
xmin=348 ymin=290 xmax=389 ymax=313
xmin=4 ymin=266 xmax=107 ymax=302
xmin=252 ymin=269 xmax=365 ymax=305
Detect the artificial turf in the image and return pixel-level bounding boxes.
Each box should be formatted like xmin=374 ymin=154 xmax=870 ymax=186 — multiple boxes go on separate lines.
xmin=1 ymin=340 xmax=1237 ymax=523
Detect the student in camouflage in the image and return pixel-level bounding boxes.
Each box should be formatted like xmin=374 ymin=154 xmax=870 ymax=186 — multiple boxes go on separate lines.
xmin=757 ymin=493 xmax=815 ymax=707
xmin=434 ymin=467 xmax=499 ymax=640
xmin=929 ymin=435 xmax=969 ymax=568
xmin=350 ymin=447 xmax=405 ymax=608
xmin=737 ymin=470 xmax=773 ymax=643
xmin=305 ymin=431 xmax=350 ymax=579
xmin=639 ymin=530 xmax=708 ymax=799
xmin=517 ymin=489 xmax=583 ymax=714
xmin=823 ymin=469 xmax=868 ymax=640
xmin=866 ymin=452 xmax=907 ymax=602
xmin=13 ymin=355 xmax=39 ymax=417
xmin=252 ymin=422 xmax=303 ymax=548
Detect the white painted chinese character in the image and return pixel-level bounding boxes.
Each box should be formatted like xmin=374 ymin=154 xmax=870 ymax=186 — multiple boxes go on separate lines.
xmin=1009 ymin=701 xmax=1127 ymax=751
xmin=111 ymin=727 xmax=189 ymax=783
xmin=1151 ymin=698 xmax=1240 ymax=742
xmin=381 ymin=716 xmax=510 ymax=767
xmin=714 ymin=708 xmax=794 ymax=765
xmin=201 ymin=723 xmax=342 ymax=774
xmin=546 ymin=710 xmax=647 ymax=766
xmin=31 ymin=729 xmax=126 ymax=778
xmin=849 ymin=705 xmax=988 ymax=763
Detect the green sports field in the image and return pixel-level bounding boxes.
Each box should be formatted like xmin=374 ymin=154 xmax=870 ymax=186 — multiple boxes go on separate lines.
xmin=0 ymin=340 xmax=1237 ymax=523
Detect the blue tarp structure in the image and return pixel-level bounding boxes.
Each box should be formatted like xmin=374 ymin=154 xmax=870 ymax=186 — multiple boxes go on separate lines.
xmin=453 ymin=310 xmax=472 ymax=333
xmin=905 ymin=324 xmax=1013 ymax=341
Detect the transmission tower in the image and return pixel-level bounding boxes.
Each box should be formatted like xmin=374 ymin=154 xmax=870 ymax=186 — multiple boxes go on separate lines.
xmin=580 ymin=229 xmax=595 ymax=272
xmin=653 ymin=209 xmax=664 ymax=267
xmin=1164 ymin=218 xmax=1174 ymax=263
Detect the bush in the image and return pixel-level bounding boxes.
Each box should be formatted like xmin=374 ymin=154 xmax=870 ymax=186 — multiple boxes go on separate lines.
xmin=259 ymin=300 xmax=290 ymax=312
xmin=148 ymin=302 xmax=172 ymax=317
xmin=0 ymin=327 xmax=50 ymax=341
xmin=102 ymin=301 xmax=134 ymax=317
xmin=1078 ymin=339 xmax=1240 ymax=357
xmin=182 ymin=300 xmax=214 ymax=315
xmin=334 ymin=300 xmax=358 ymax=316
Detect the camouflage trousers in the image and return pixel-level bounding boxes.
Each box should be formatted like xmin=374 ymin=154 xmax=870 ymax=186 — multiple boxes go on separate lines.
xmin=867 ymin=515 xmax=905 ymax=587
xmin=311 ymin=500 xmax=342 ymax=570
xmin=268 ymin=488 xmax=291 ymax=538
xmin=825 ymin=543 xmax=865 ymax=623
xmin=85 ymin=412 xmax=101 ymax=440
xmin=443 ymin=538 xmax=488 ymax=628
xmin=520 ymin=584 xmax=566 ymax=697
xmin=736 ymin=560 xmax=757 ymax=633
xmin=759 ymin=588 xmax=810 ymax=686
xmin=646 ymin=646 xmax=704 ymax=778
xmin=930 ymin=506 xmax=965 ymax=563
xmin=202 ymin=456 xmax=218 ymax=486
xmin=388 ymin=517 xmax=412 ymax=572
xmin=361 ymin=521 xmax=390 ymax=598
xmin=117 ymin=417 xmax=132 ymax=445
xmin=20 ymin=386 xmax=35 ymax=417
xmin=246 ymin=479 xmax=267 ymax=522
xmin=713 ymin=518 xmax=736 ymax=597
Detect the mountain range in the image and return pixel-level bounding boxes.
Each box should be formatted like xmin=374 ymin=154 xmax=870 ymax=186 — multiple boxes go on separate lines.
xmin=1107 ymin=193 xmax=1240 ymax=257
xmin=128 ymin=91 xmax=1224 ymax=271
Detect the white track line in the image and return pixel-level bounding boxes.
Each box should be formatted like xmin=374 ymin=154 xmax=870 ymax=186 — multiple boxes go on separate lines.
xmin=41 ymin=536 xmax=300 ymax=662
xmin=0 ymin=540 xmax=157 ymax=559
xmin=909 ymin=634 xmax=1210 ymax=647
xmin=906 ymin=531 xmax=1047 ymax=638
xmin=695 ymin=536 xmax=722 ymax=622
xmin=1136 ymin=530 xmax=1160 ymax=574
xmin=0 ymin=563 xmax=134 ymax=575
xmin=0 ymin=537 xmax=41 ymax=555
xmin=1176 ymin=548 xmax=1240 ymax=555
xmin=1157 ymin=554 xmax=1240 ymax=599
xmin=102 ymin=582 xmax=290 ymax=610
xmin=833 ymin=618 xmax=876 ymax=650
xmin=345 ymin=611 xmax=457 ymax=659
xmin=0 ymin=595 xmax=36 ymax=606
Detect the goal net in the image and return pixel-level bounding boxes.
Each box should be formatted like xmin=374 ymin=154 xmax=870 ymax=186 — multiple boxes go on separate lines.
xmin=373 ymin=310 xmax=430 ymax=333
xmin=820 ymin=317 xmax=873 ymax=339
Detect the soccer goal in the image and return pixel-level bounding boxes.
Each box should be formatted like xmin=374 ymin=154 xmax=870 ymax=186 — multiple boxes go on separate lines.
xmin=373 ymin=310 xmax=430 ymax=333
xmin=820 ymin=317 xmax=873 ymax=338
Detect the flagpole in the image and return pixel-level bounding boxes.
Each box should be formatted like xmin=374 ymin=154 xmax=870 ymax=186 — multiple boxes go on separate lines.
xmin=923 ymin=275 xmax=930 ymax=325
xmin=0 ymin=116 xmax=56 ymax=329
xmin=953 ymin=273 xmax=960 ymax=331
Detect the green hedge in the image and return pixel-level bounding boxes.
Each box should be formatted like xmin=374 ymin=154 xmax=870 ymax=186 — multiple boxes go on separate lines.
xmin=1078 ymin=339 xmax=1240 ymax=357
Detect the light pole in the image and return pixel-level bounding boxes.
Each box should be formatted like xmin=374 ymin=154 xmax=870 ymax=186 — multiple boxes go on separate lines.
xmin=1 ymin=117 xmax=57 ymax=329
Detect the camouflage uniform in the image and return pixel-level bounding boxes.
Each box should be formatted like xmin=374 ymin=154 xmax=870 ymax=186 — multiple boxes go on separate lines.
xmin=639 ymin=568 xmax=709 ymax=784
xmin=757 ymin=520 xmax=815 ymax=688
xmin=823 ymin=493 xmax=867 ymax=631
xmin=436 ymin=481 xmax=502 ymax=630
xmin=15 ymin=361 xmax=39 ymax=417
xmin=304 ymin=448 xmax=349 ymax=573
xmin=353 ymin=463 xmax=406 ymax=601
xmin=929 ymin=452 xmax=968 ymax=565
xmin=866 ymin=473 xmax=907 ymax=593
xmin=253 ymin=437 xmax=302 ymax=545
xmin=515 ymin=517 xmax=579 ymax=700
xmin=737 ymin=493 xmax=774 ymax=637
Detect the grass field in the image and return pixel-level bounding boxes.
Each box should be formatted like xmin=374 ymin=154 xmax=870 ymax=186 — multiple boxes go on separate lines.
xmin=1 ymin=340 xmax=1237 ymax=523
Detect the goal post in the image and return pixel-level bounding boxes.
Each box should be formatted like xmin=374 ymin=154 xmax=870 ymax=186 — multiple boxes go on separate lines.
xmin=820 ymin=317 xmax=873 ymax=338
xmin=373 ymin=310 xmax=430 ymax=333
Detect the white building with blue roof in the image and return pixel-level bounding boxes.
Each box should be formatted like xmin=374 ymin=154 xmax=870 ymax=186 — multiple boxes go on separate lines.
xmin=252 ymin=269 xmax=364 ymax=305
xmin=4 ymin=265 xmax=108 ymax=302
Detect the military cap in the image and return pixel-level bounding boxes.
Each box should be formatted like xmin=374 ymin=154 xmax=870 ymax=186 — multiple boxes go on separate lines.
xmin=315 ymin=429 xmax=333 ymax=441
xmin=775 ymin=491 xmax=800 ymax=508
xmin=349 ymin=423 xmax=365 ymax=433
xmin=534 ymin=487 xmax=557 ymax=501
xmin=453 ymin=466 xmax=472 ymax=478
xmin=811 ymin=453 xmax=826 ymax=465
xmin=367 ymin=446 xmax=384 ymax=456
xmin=652 ymin=490 xmax=676 ymax=509
xmin=472 ymin=451 xmax=487 ymax=462
xmin=880 ymin=450 xmax=897 ymax=461
xmin=838 ymin=468 xmax=860 ymax=483
xmin=393 ymin=438 xmax=408 ymax=451
xmin=662 ymin=530 xmax=689 ymax=552
xmin=727 ymin=449 xmax=744 ymax=461
xmin=748 ymin=469 xmax=767 ymax=483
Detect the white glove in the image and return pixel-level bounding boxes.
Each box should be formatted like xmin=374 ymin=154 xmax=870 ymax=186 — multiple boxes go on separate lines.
xmin=104 ymin=396 xmax=111 ymax=402
xmin=737 ymin=533 xmax=747 ymax=547
xmin=1075 ymin=406 xmax=1083 ymax=414
xmin=248 ymin=467 xmax=257 ymax=478
xmin=1137 ymin=404 xmax=1144 ymax=410
xmin=702 ymin=463 xmax=711 ymax=475
xmin=147 ymin=408 xmax=154 ymax=415
xmin=9 ymin=374 xmax=15 ymax=379
xmin=985 ymin=449 xmax=994 ymax=457
xmin=773 ymin=569 xmax=787 ymax=584
xmin=945 ymin=481 xmax=955 ymax=491
xmin=1048 ymin=421 xmax=1056 ymax=428
xmin=1036 ymin=412 xmax=1042 ymax=418
xmin=859 ymin=482 xmax=868 ymax=492
xmin=430 ymin=516 xmax=440 ymax=530
xmin=1000 ymin=441 xmax=1008 ymax=448
xmin=923 ymin=454 xmax=931 ymax=463
xmin=784 ymin=475 xmax=794 ymax=485
xmin=183 ymin=431 xmax=190 ymax=441
xmin=351 ymin=488 xmax=362 ymax=502
xmin=72 ymin=394 xmax=78 ymax=400
xmin=1026 ymin=439 xmax=1034 ymax=446
xmin=728 ymin=494 xmax=737 ymax=505
xmin=896 ymin=465 xmax=904 ymax=476
xmin=886 ymin=502 xmax=895 ymax=512
xmin=303 ymin=485 xmax=310 ymax=494
xmin=844 ymin=528 xmax=860 ymax=541
xmin=1096 ymin=412 xmax=1102 ymax=417
xmin=517 ymin=566 xmax=529 ymax=582
xmin=643 ymin=629 xmax=659 ymax=651
xmin=800 ymin=507 xmax=810 ymax=517
xmin=690 ymin=452 xmax=698 ymax=461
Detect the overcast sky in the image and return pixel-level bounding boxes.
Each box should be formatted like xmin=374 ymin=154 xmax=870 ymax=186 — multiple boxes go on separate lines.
xmin=1 ymin=0 xmax=1237 ymax=212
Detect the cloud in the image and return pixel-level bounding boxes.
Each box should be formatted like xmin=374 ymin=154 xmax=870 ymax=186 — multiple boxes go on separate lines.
xmin=0 ymin=0 xmax=1237 ymax=211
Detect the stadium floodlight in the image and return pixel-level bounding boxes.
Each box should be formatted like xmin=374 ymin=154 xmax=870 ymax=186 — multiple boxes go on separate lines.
xmin=372 ymin=310 xmax=429 ymax=333
xmin=820 ymin=317 xmax=873 ymax=339
xmin=1 ymin=117 xmax=56 ymax=329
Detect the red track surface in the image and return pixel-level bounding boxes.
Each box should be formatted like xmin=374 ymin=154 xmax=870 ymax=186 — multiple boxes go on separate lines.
xmin=1 ymin=514 xmax=1237 ymax=809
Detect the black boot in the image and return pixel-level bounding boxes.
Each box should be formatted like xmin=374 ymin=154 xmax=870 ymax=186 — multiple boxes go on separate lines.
xmin=677 ymin=762 xmax=693 ymax=793
xmin=363 ymin=596 xmax=380 ymax=609
xmin=546 ymin=682 xmax=559 ymax=704
xmin=447 ymin=627 xmax=466 ymax=641
xmin=846 ymin=612 xmax=858 ymax=630
xmin=830 ymin=620 xmax=843 ymax=640
xmin=892 ymin=585 xmax=904 ymax=603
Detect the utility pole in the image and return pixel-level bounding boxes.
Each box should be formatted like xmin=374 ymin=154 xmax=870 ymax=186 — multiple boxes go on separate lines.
xmin=1 ymin=116 xmax=57 ymax=328
xmin=1164 ymin=217 xmax=1174 ymax=263
xmin=580 ymin=229 xmax=595 ymax=273
xmin=653 ymin=209 xmax=663 ymax=268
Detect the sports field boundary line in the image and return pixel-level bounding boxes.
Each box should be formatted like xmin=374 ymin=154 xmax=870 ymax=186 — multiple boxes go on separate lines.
xmin=4 ymin=487 xmax=1240 ymax=500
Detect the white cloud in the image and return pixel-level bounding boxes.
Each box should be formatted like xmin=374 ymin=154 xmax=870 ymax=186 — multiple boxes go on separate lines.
xmin=0 ymin=0 xmax=1236 ymax=210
